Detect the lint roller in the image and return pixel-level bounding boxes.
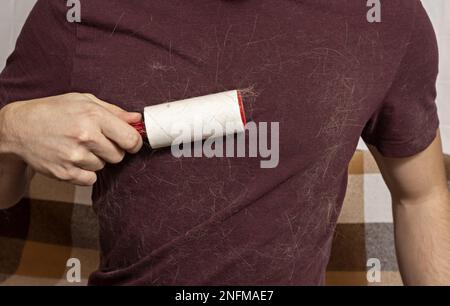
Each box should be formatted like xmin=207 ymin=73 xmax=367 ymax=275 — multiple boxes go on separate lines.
xmin=131 ymin=90 xmax=247 ymax=149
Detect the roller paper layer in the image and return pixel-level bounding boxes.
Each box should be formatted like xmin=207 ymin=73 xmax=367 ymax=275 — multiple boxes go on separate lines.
xmin=142 ymin=90 xmax=246 ymax=149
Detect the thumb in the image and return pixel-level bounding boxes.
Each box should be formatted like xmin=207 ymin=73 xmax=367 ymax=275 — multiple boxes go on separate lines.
xmin=82 ymin=93 xmax=142 ymax=123
xmin=118 ymin=112 xmax=142 ymax=124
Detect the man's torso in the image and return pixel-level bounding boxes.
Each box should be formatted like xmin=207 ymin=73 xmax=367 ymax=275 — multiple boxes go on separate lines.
xmin=65 ymin=0 xmax=415 ymax=285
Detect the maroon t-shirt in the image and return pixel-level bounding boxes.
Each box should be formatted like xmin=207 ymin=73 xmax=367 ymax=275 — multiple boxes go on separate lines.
xmin=0 ymin=0 xmax=440 ymax=285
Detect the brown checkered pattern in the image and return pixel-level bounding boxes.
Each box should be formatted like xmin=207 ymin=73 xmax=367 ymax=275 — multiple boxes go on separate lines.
xmin=1 ymin=151 xmax=449 ymax=286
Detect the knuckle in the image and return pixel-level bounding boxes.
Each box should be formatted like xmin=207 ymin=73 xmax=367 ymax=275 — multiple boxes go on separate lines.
xmin=93 ymin=159 xmax=106 ymax=171
xmin=88 ymin=174 xmax=98 ymax=185
xmin=66 ymin=168 xmax=79 ymax=180
xmin=110 ymin=151 xmax=125 ymax=164
xmin=85 ymin=108 xmax=103 ymax=123
xmin=52 ymin=168 xmax=71 ymax=181
xmin=73 ymin=120 xmax=98 ymax=140
xmin=79 ymin=173 xmax=97 ymax=186
xmin=75 ymin=130 xmax=94 ymax=143
xmin=124 ymin=132 xmax=140 ymax=150
xmin=97 ymin=161 xmax=106 ymax=170
xmin=67 ymin=149 xmax=86 ymax=164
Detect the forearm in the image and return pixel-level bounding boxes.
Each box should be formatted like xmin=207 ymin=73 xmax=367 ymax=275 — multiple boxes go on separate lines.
xmin=0 ymin=153 xmax=33 ymax=209
xmin=0 ymin=105 xmax=34 ymax=209
xmin=393 ymin=189 xmax=450 ymax=285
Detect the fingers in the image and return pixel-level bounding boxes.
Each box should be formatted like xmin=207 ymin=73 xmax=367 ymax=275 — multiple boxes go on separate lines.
xmin=85 ymin=133 xmax=126 ymax=164
xmin=98 ymin=113 xmax=143 ymax=154
xmin=73 ymin=151 xmax=106 ymax=172
xmin=48 ymin=164 xmax=97 ymax=186
xmin=67 ymin=168 xmax=97 ymax=186
xmin=81 ymin=93 xmax=143 ymax=153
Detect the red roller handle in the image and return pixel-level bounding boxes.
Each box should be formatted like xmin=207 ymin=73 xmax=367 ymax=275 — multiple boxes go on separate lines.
xmin=131 ymin=121 xmax=146 ymax=136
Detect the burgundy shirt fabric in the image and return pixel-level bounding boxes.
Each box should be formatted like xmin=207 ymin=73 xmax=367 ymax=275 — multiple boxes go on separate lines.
xmin=0 ymin=0 xmax=440 ymax=285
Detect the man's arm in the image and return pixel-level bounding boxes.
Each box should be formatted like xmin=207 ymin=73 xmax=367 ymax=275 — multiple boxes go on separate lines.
xmin=368 ymin=130 xmax=450 ymax=285
xmin=0 ymin=93 xmax=143 ymax=210
xmin=0 ymin=153 xmax=34 ymax=209
xmin=0 ymin=105 xmax=33 ymax=209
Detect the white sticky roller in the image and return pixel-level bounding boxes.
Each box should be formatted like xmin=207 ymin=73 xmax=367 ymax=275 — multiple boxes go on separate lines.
xmin=133 ymin=90 xmax=247 ymax=149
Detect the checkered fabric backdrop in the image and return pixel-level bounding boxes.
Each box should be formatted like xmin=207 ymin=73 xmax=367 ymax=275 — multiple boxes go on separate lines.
xmin=0 ymin=0 xmax=449 ymax=286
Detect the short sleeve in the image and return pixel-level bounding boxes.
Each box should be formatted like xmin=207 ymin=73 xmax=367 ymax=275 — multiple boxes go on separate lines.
xmin=361 ymin=1 xmax=440 ymax=158
xmin=0 ymin=0 xmax=76 ymax=108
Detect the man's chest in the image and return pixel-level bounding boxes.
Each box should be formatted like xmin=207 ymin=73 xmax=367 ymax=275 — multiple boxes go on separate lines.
xmin=71 ymin=1 xmax=395 ymax=154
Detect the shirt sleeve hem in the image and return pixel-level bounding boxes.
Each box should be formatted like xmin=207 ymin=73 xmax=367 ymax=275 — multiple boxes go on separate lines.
xmin=363 ymin=119 xmax=440 ymax=158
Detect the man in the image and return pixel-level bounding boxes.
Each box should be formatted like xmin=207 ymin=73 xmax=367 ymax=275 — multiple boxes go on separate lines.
xmin=0 ymin=0 xmax=449 ymax=285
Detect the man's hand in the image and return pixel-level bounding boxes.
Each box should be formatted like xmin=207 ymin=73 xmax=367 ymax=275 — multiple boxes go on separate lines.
xmin=0 ymin=93 xmax=143 ymax=186
xmin=368 ymin=130 xmax=450 ymax=285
